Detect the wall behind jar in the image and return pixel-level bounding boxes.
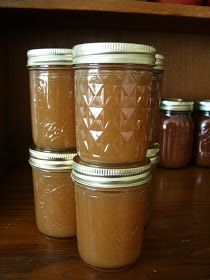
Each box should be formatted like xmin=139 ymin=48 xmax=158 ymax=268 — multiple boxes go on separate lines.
xmin=4 ymin=24 xmax=210 ymax=165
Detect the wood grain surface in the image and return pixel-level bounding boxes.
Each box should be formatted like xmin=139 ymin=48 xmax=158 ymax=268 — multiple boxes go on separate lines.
xmin=0 ymin=0 xmax=210 ymax=20
xmin=0 ymin=166 xmax=210 ymax=279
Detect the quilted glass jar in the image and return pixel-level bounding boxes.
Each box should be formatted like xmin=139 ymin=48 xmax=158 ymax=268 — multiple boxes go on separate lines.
xmin=73 ymin=42 xmax=156 ymax=164
xmin=27 ymin=49 xmax=76 ymax=150
xmin=194 ymin=100 xmax=210 ymax=167
xmin=71 ymin=156 xmax=151 ymax=270
xmin=148 ymin=54 xmax=165 ymax=155
xmin=29 ymin=147 xmax=77 ymax=238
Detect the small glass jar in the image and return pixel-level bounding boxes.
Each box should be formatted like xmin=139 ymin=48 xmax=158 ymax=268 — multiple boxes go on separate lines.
xmin=148 ymin=54 xmax=165 ymax=152
xmin=194 ymin=100 xmax=210 ymax=167
xmin=71 ymin=156 xmax=151 ymax=270
xmin=159 ymin=99 xmax=194 ymax=168
xmin=27 ymin=49 xmax=76 ymax=150
xmin=73 ymin=42 xmax=156 ymax=164
xmin=29 ymin=147 xmax=77 ymax=238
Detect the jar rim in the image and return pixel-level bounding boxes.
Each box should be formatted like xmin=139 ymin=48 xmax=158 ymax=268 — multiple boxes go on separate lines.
xmin=160 ymin=98 xmax=194 ymax=111
xmin=196 ymin=100 xmax=210 ymax=111
xmin=29 ymin=146 xmax=77 ymax=170
xmin=71 ymin=170 xmax=151 ymax=189
xmin=73 ymin=42 xmax=156 ymax=65
xmin=71 ymin=155 xmax=151 ymax=188
xmin=27 ymin=48 xmax=73 ymax=66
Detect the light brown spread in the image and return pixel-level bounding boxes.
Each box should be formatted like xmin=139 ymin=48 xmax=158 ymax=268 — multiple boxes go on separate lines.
xmin=75 ymin=65 xmax=153 ymax=164
xmin=32 ymin=168 xmax=76 ymax=238
xmin=75 ymin=183 xmax=147 ymax=269
xmin=29 ymin=67 xmax=75 ymax=149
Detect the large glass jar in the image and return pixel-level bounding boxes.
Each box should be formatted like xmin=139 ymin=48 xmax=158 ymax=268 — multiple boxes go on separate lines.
xmin=73 ymin=42 xmax=156 ymax=164
xmin=29 ymin=147 xmax=77 ymax=238
xmin=194 ymin=100 xmax=210 ymax=167
xmin=159 ymin=99 xmax=194 ymax=168
xmin=27 ymin=49 xmax=76 ymax=150
xmin=148 ymin=54 xmax=165 ymax=154
xmin=71 ymin=156 xmax=151 ymax=270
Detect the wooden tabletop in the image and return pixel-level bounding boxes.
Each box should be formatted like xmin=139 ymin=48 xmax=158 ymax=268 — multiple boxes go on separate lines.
xmin=1 ymin=165 xmax=210 ymax=280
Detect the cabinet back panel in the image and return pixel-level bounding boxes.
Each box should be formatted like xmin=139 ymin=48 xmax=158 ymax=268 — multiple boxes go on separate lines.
xmin=5 ymin=25 xmax=210 ymax=163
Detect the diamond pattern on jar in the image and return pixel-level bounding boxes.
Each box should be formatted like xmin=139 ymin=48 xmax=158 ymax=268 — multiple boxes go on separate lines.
xmin=75 ymin=67 xmax=153 ymax=164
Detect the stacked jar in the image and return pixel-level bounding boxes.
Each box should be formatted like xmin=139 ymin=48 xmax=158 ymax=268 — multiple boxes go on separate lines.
xmin=145 ymin=54 xmax=165 ymax=225
xmin=71 ymin=42 xmax=156 ymax=269
xmin=27 ymin=49 xmax=77 ymax=238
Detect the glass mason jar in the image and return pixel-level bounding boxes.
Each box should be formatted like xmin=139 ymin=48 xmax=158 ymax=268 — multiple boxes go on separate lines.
xmin=148 ymin=54 xmax=165 ymax=154
xmin=73 ymin=42 xmax=156 ymax=164
xmin=145 ymin=155 xmax=159 ymax=226
xmin=159 ymin=99 xmax=194 ymax=168
xmin=71 ymin=155 xmax=151 ymax=270
xmin=27 ymin=49 xmax=76 ymax=150
xmin=194 ymin=100 xmax=210 ymax=167
xmin=29 ymin=147 xmax=77 ymax=238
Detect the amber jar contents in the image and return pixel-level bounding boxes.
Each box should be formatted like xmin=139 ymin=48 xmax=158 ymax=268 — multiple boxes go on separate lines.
xmin=159 ymin=99 xmax=194 ymax=168
xmin=73 ymin=42 xmax=156 ymax=164
xmin=71 ymin=156 xmax=151 ymax=269
xmin=29 ymin=147 xmax=77 ymax=238
xmin=148 ymin=54 xmax=165 ymax=150
xmin=194 ymin=100 xmax=210 ymax=167
xmin=27 ymin=49 xmax=75 ymax=150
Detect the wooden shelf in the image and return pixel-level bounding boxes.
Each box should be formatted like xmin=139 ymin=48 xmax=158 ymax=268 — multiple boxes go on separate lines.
xmin=1 ymin=166 xmax=210 ymax=279
xmin=0 ymin=0 xmax=210 ymax=20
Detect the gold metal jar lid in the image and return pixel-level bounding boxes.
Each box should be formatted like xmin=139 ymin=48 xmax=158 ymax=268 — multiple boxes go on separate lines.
xmin=154 ymin=53 xmax=165 ymax=71
xmin=160 ymin=98 xmax=194 ymax=112
xmin=29 ymin=146 xmax=77 ymax=171
xmin=146 ymin=144 xmax=159 ymax=158
xmin=27 ymin=48 xmax=73 ymax=66
xmin=73 ymin=42 xmax=156 ymax=65
xmin=149 ymin=155 xmax=160 ymax=165
xmin=71 ymin=155 xmax=151 ymax=188
xmin=196 ymin=100 xmax=210 ymax=111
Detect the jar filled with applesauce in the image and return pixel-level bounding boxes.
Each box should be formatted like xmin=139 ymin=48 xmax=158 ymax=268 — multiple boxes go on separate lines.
xmin=27 ymin=48 xmax=75 ymax=150
xmin=71 ymin=155 xmax=151 ymax=270
xmin=194 ymin=100 xmax=210 ymax=167
xmin=29 ymin=147 xmax=77 ymax=238
xmin=147 ymin=54 xmax=165 ymax=158
xmin=159 ymin=99 xmax=194 ymax=168
xmin=73 ymin=42 xmax=156 ymax=164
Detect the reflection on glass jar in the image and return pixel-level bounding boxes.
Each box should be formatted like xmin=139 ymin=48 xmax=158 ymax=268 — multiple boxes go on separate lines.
xmin=29 ymin=147 xmax=77 ymax=238
xmin=27 ymin=49 xmax=76 ymax=150
xmin=72 ymin=156 xmax=151 ymax=270
xmin=194 ymin=100 xmax=210 ymax=168
xmin=73 ymin=42 xmax=156 ymax=164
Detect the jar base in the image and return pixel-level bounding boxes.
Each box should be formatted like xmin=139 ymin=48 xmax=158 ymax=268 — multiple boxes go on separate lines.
xmin=82 ymin=258 xmax=139 ymax=272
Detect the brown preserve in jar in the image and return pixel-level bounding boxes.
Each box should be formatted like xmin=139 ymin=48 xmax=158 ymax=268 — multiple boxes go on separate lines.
xmin=29 ymin=147 xmax=77 ymax=238
xmin=73 ymin=43 xmax=156 ymax=164
xmin=194 ymin=100 xmax=210 ymax=167
xmin=27 ymin=49 xmax=76 ymax=149
xmin=72 ymin=156 xmax=151 ymax=269
xmin=159 ymin=99 xmax=194 ymax=168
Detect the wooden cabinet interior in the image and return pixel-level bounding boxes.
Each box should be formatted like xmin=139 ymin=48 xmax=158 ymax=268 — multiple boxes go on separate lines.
xmin=1 ymin=2 xmax=210 ymax=166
